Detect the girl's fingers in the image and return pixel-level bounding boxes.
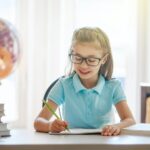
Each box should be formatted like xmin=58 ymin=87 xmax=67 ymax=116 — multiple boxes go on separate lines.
xmin=102 ymin=125 xmax=111 ymax=134
xmin=50 ymin=119 xmax=68 ymax=133
xmin=112 ymin=128 xmax=121 ymax=135
xmin=102 ymin=125 xmax=120 ymax=136
xmin=55 ymin=119 xmax=67 ymax=127
xmin=53 ymin=124 xmax=66 ymax=132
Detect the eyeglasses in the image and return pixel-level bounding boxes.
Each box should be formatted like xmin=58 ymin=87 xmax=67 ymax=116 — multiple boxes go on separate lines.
xmin=69 ymin=54 xmax=102 ymax=66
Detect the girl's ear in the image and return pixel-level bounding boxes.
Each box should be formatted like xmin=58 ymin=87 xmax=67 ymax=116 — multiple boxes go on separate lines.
xmin=101 ymin=53 xmax=109 ymax=65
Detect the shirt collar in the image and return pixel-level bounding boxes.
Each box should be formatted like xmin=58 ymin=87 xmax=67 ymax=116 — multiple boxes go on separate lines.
xmin=73 ymin=73 xmax=105 ymax=95
xmin=73 ymin=74 xmax=86 ymax=93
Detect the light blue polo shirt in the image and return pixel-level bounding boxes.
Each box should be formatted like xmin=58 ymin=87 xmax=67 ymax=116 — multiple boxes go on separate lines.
xmin=48 ymin=73 xmax=126 ymax=129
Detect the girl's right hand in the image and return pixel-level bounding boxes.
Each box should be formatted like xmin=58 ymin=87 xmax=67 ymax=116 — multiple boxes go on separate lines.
xmin=49 ymin=119 xmax=68 ymax=133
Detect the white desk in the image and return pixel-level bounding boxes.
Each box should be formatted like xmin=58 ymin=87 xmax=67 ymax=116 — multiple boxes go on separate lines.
xmin=0 ymin=129 xmax=150 ymax=150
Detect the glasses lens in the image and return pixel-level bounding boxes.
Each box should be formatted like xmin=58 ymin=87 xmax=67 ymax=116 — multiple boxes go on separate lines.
xmin=70 ymin=54 xmax=82 ymax=64
xmin=69 ymin=54 xmax=101 ymax=66
xmin=86 ymin=58 xmax=100 ymax=66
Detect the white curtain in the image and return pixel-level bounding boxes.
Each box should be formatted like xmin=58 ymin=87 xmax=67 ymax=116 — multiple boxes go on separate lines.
xmin=11 ymin=0 xmax=150 ymax=129
xmin=14 ymin=0 xmax=76 ymax=129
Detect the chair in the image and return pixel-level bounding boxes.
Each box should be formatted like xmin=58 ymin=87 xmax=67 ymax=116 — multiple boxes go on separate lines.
xmin=42 ymin=76 xmax=64 ymax=107
xmin=145 ymin=95 xmax=150 ymax=123
xmin=140 ymin=83 xmax=150 ymax=122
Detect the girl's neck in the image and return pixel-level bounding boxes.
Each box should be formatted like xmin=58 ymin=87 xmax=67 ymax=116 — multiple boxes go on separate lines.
xmin=80 ymin=75 xmax=99 ymax=89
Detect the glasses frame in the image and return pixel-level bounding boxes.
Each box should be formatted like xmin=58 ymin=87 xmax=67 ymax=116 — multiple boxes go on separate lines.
xmin=69 ymin=53 xmax=102 ymax=66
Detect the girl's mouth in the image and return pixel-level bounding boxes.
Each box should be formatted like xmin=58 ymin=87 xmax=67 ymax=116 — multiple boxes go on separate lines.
xmin=79 ymin=69 xmax=91 ymax=75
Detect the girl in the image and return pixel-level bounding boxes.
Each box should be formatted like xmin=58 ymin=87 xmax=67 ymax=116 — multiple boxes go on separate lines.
xmin=34 ymin=27 xmax=135 ymax=136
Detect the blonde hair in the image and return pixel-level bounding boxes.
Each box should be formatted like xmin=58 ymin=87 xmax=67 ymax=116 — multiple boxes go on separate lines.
xmin=67 ymin=27 xmax=113 ymax=80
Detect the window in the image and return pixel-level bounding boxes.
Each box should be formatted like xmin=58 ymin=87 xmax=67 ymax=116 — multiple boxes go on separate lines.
xmin=74 ymin=0 xmax=138 ymax=118
xmin=0 ymin=0 xmax=140 ymax=127
xmin=66 ymin=0 xmax=138 ymax=119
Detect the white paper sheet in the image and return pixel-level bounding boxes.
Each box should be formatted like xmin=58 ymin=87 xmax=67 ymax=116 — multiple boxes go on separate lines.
xmin=49 ymin=128 xmax=102 ymax=135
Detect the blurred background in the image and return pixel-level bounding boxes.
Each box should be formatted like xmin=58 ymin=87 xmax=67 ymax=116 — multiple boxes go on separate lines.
xmin=0 ymin=0 xmax=150 ymax=129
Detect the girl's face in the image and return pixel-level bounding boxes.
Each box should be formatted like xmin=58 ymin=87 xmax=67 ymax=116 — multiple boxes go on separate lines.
xmin=71 ymin=43 xmax=106 ymax=83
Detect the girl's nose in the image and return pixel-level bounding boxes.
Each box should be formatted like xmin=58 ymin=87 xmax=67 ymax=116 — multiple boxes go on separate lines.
xmin=80 ymin=60 xmax=89 ymax=68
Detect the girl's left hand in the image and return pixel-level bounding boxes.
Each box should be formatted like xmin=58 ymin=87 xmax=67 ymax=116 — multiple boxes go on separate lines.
xmin=101 ymin=125 xmax=121 ymax=136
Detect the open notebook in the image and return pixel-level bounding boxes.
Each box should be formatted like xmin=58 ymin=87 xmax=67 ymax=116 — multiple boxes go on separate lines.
xmin=49 ymin=128 xmax=102 ymax=135
xmin=121 ymin=123 xmax=150 ymax=136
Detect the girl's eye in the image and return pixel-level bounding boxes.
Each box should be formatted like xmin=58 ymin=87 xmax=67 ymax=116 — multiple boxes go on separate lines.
xmin=74 ymin=56 xmax=82 ymax=61
xmin=87 ymin=58 xmax=97 ymax=62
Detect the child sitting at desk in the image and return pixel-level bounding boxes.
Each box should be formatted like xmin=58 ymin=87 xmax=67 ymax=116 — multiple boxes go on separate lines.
xmin=34 ymin=27 xmax=135 ymax=136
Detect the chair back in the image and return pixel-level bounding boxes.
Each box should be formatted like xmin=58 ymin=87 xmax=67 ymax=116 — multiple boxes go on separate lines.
xmin=43 ymin=76 xmax=64 ymax=107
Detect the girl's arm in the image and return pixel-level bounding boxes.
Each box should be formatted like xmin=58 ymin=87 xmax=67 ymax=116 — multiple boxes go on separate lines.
xmin=102 ymin=100 xmax=136 ymax=136
xmin=34 ymin=100 xmax=67 ymax=133
xmin=114 ymin=100 xmax=136 ymax=128
xmin=34 ymin=100 xmax=57 ymax=132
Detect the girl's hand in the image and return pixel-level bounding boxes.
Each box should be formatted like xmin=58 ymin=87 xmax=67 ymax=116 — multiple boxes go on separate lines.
xmin=101 ymin=125 xmax=121 ymax=136
xmin=49 ymin=119 xmax=68 ymax=133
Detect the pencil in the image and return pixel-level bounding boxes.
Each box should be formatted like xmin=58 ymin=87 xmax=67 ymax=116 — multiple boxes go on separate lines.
xmin=43 ymin=100 xmax=70 ymax=132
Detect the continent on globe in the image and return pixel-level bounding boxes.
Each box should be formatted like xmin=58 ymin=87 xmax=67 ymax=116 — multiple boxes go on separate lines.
xmin=0 ymin=18 xmax=20 ymax=80
xmin=0 ymin=47 xmax=13 ymax=79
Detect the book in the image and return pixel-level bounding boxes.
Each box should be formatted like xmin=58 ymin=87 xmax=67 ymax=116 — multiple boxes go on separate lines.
xmin=0 ymin=112 xmax=5 ymax=118
xmin=0 ymin=103 xmax=4 ymax=110
xmin=49 ymin=128 xmax=102 ymax=135
xmin=0 ymin=103 xmax=11 ymax=137
xmin=0 ymin=122 xmax=10 ymax=137
xmin=0 ymin=122 xmax=8 ymax=131
xmin=0 ymin=103 xmax=5 ymax=123
xmin=121 ymin=123 xmax=150 ymax=136
xmin=0 ymin=129 xmax=10 ymax=137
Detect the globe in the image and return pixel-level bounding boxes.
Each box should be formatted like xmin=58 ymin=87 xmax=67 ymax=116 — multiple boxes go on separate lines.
xmin=0 ymin=18 xmax=21 ymax=80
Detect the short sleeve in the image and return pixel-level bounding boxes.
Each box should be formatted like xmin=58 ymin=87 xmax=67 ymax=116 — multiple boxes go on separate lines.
xmin=47 ymin=79 xmax=64 ymax=105
xmin=113 ymin=81 xmax=126 ymax=104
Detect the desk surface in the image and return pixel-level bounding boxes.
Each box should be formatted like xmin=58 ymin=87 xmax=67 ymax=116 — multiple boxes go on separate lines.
xmin=0 ymin=129 xmax=150 ymax=150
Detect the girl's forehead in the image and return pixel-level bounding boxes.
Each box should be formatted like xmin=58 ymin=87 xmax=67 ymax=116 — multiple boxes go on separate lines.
xmin=72 ymin=43 xmax=103 ymax=56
